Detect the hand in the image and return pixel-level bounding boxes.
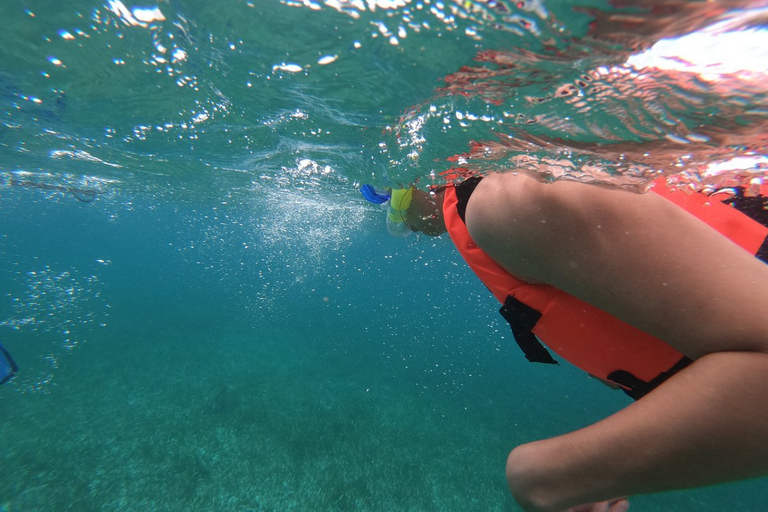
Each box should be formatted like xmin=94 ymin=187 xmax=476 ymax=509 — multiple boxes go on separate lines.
xmin=568 ymin=499 xmax=629 ymax=512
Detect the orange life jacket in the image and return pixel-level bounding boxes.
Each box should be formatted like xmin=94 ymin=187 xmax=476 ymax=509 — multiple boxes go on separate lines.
xmin=443 ymin=178 xmax=768 ymax=399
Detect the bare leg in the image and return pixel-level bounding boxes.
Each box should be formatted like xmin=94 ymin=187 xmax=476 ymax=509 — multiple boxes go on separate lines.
xmin=465 ymin=172 xmax=768 ymax=511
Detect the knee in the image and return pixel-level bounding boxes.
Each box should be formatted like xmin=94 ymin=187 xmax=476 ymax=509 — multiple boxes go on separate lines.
xmin=506 ymin=443 xmax=553 ymax=512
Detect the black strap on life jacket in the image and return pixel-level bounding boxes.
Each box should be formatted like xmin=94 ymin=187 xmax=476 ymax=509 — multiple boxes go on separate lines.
xmin=455 ymin=177 xmax=483 ymax=224
xmin=499 ymin=296 xmax=559 ymax=365
xmin=724 ymin=187 xmax=768 ymax=225
xmin=756 ymin=238 xmax=768 ymax=264
xmin=607 ymin=356 xmax=693 ymax=400
xmin=722 ymin=188 xmax=768 ymax=263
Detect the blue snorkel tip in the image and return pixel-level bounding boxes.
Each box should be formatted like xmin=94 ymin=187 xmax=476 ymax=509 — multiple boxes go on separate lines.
xmin=360 ymin=185 xmax=390 ymax=205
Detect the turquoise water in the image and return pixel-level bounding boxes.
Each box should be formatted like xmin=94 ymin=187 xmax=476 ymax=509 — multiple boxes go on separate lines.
xmin=1 ymin=1 xmax=767 ymax=510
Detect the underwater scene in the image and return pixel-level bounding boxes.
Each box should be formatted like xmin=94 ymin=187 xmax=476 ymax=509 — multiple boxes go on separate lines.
xmin=1 ymin=0 xmax=767 ymax=510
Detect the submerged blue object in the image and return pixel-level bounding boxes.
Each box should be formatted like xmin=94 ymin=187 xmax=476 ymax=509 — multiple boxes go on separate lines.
xmin=0 ymin=342 xmax=18 ymax=385
xmin=360 ymin=185 xmax=390 ymax=204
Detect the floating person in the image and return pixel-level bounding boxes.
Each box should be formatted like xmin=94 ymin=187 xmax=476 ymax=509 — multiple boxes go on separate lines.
xmin=0 ymin=342 xmax=18 ymax=385
xmin=362 ymin=173 xmax=768 ymax=512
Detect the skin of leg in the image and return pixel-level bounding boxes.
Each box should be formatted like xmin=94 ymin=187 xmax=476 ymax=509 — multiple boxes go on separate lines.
xmin=464 ymin=172 xmax=768 ymax=511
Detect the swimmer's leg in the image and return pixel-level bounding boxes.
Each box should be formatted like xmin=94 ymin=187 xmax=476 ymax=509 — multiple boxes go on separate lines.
xmin=465 ymin=172 xmax=768 ymax=511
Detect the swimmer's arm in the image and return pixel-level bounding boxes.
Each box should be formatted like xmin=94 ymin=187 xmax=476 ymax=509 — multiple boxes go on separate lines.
xmin=506 ymin=351 xmax=768 ymax=511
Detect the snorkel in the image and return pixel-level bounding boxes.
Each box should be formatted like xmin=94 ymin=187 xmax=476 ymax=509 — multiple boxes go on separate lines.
xmin=386 ymin=188 xmax=414 ymax=237
xmin=360 ymin=185 xmax=414 ymax=237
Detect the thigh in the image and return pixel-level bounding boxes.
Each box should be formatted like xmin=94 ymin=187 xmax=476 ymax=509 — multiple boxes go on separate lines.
xmin=465 ymin=172 xmax=768 ymax=358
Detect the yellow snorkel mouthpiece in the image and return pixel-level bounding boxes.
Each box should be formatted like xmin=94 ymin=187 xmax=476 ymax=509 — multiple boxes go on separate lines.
xmin=386 ymin=187 xmax=414 ymax=237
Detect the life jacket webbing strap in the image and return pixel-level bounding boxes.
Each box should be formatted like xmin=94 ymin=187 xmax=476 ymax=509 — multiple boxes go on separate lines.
xmin=757 ymin=236 xmax=768 ymax=264
xmin=454 ymin=176 xmax=483 ymax=224
xmin=725 ymin=187 xmax=768 ymax=227
xmin=607 ymin=356 xmax=693 ymax=400
xmin=499 ymin=296 xmax=558 ymax=365
xmin=722 ymin=187 xmax=768 ymax=264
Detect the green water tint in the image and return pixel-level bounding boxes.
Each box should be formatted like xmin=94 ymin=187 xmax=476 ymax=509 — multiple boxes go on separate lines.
xmin=1 ymin=0 xmax=767 ymax=510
